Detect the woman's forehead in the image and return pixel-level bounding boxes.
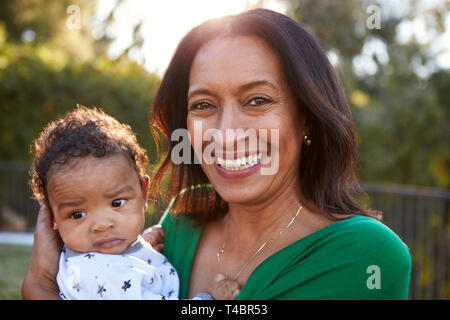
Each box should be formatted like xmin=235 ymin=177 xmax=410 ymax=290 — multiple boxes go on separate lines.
xmin=189 ymin=36 xmax=285 ymax=90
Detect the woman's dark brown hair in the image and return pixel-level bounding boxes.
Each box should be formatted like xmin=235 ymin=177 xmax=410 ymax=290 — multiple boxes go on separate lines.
xmin=149 ymin=8 xmax=381 ymax=223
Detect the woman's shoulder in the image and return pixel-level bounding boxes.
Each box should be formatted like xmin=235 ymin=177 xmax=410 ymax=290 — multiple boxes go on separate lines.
xmin=252 ymin=215 xmax=412 ymax=299
xmin=333 ymin=215 xmax=410 ymax=259
xmin=328 ymin=215 xmax=411 ymax=298
xmin=318 ymin=215 xmax=411 ymax=295
xmin=313 ymin=215 xmax=411 ymax=270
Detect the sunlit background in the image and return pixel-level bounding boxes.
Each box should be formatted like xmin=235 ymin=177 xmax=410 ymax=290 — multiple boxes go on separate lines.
xmin=94 ymin=0 xmax=450 ymax=76
xmin=0 ymin=0 xmax=448 ymax=300
xmin=95 ymin=0 xmax=287 ymax=74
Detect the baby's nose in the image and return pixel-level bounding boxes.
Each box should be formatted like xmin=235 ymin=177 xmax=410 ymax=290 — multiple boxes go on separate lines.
xmin=91 ymin=215 xmax=114 ymax=232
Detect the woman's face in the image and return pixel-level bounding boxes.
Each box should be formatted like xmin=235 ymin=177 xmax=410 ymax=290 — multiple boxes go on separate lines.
xmin=187 ymin=36 xmax=305 ymax=206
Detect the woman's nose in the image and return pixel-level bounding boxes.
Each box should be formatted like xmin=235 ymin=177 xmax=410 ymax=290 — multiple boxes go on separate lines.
xmin=215 ymin=104 xmax=246 ymax=152
xmin=217 ymin=103 xmax=239 ymax=132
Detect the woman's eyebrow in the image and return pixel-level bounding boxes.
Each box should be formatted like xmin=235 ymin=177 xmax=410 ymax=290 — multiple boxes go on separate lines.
xmin=238 ymin=80 xmax=279 ymax=92
xmin=188 ymin=80 xmax=278 ymax=99
xmin=103 ymin=185 xmax=135 ymax=198
xmin=187 ymin=87 xmax=214 ymax=100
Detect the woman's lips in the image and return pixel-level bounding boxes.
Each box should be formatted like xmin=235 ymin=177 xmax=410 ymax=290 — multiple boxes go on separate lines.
xmin=214 ymin=161 xmax=263 ymax=179
xmin=93 ymin=238 xmax=125 ymax=249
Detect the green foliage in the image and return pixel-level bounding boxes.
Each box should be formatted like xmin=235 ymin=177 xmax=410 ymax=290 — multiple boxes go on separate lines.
xmin=284 ymin=0 xmax=450 ymax=188
xmin=0 ymin=0 xmax=164 ymax=224
xmin=0 ymin=18 xmax=160 ymax=165
xmin=0 ymin=0 xmax=448 ymax=190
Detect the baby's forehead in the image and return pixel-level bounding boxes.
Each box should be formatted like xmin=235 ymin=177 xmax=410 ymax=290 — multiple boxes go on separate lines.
xmin=47 ymin=153 xmax=140 ymax=191
xmin=50 ymin=152 xmax=134 ymax=174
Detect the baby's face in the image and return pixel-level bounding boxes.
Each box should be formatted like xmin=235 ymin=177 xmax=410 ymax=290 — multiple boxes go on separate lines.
xmin=47 ymin=153 xmax=148 ymax=254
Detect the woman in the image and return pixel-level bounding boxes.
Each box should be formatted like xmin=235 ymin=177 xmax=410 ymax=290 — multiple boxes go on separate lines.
xmin=22 ymin=9 xmax=411 ymax=299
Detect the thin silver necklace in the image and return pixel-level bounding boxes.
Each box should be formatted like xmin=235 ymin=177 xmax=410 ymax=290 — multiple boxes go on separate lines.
xmin=217 ymin=204 xmax=303 ymax=281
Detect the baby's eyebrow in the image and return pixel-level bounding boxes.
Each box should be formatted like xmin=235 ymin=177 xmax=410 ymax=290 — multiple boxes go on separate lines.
xmin=103 ymin=185 xmax=135 ymax=198
xmin=57 ymin=198 xmax=85 ymax=212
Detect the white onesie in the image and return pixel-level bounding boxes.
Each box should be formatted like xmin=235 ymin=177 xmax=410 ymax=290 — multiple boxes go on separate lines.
xmin=57 ymin=235 xmax=209 ymax=300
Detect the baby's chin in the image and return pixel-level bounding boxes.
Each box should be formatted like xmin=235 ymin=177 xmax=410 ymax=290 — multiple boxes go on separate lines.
xmin=64 ymin=238 xmax=133 ymax=255
xmin=92 ymin=246 xmax=128 ymax=255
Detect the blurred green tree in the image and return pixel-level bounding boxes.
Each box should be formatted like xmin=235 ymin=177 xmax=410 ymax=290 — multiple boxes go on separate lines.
xmin=0 ymin=0 xmax=160 ymax=164
xmin=280 ymin=0 xmax=450 ymax=188
xmin=1 ymin=0 xmax=449 ymax=189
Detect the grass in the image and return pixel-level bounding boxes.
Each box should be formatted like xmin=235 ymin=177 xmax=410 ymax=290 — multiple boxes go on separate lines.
xmin=0 ymin=243 xmax=32 ymax=300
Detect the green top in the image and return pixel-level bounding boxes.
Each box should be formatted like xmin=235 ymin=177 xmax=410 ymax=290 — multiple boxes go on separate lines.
xmin=159 ymin=211 xmax=411 ymax=300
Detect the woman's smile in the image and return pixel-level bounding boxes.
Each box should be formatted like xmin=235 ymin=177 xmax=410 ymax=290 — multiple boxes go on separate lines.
xmin=215 ymin=152 xmax=262 ymax=170
xmin=213 ymin=151 xmax=273 ymax=178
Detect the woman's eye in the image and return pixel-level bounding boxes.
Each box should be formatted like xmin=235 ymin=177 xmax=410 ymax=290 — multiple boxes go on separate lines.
xmin=189 ymin=101 xmax=213 ymax=111
xmin=70 ymin=211 xmax=86 ymax=220
xmin=248 ymin=96 xmax=271 ymax=106
xmin=112 ymin=199 xmax=126 ymax=208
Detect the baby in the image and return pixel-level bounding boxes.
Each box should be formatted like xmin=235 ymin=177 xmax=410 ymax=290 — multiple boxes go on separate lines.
xmin=29 ymin=105 xmax=239 ymax=300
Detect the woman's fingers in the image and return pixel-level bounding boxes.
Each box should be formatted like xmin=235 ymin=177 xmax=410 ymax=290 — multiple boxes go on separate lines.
xmin=214 ymin=273 xmax=226 ymax=282
xmin=152 ymin=243 xmax=164 ymax=252
xmin=36 ymin=201 xmax=52 ymax=233
xmin=36 ymin=202 xmax=61 ymax=245
xmin=33 ymin=202 xmax=63 ymax=269
xmin=22 ymin=201 xmax=62 ymax=299
xmin=142 ymin=224 xmax=165 ymax=240
xmin=142 ymin=225 xmax=165 ymax=251
xmin=210 ymin=274 xmax=241 ymax=300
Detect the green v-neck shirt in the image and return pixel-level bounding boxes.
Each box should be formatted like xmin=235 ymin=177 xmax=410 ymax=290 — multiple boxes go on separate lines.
xmin=159 ymin=212 xmax=411 ymax=300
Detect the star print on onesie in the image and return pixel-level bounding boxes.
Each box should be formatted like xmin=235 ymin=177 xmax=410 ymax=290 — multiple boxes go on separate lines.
xmin=56 ymin=235 xmax=180 ymax=300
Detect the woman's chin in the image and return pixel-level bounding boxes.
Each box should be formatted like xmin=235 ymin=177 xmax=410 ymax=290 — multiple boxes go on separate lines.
xmin=213 ymin=183 xmax=272 ymax=206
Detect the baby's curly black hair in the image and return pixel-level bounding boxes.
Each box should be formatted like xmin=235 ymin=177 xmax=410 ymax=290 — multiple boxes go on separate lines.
xmin=29 ymin=105 xmax=150 ymax=203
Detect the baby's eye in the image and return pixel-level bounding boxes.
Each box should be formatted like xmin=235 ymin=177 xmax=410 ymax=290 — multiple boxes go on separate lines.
xmin=70 ymin=211 xmax=86 ymax=220
xmin=112 ymin=199 xmax=126 ymax=208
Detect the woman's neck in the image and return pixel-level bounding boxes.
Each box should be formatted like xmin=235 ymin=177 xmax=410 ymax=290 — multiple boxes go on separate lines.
xmin=225 ymin=182 xmax=303 ymax=250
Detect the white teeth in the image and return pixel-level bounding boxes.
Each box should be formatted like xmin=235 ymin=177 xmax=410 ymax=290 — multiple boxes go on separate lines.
xmin=215 ymin=152 xmax=268 ymax=171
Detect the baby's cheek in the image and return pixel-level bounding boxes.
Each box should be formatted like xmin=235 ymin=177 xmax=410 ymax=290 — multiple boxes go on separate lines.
xmin=122 ymin=210 xmax=145 ymax=238
xmin=58 ymin=224 xmax=91 ymax=252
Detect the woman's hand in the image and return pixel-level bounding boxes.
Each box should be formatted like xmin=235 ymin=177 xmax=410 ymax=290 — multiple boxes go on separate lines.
xmin=208 ymin=274 xmax=241 ymax=300
xmin=22 ymin=201 xmax=63 ymax=299
xmin=141 ymin=224 xmax=165 ymax=252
